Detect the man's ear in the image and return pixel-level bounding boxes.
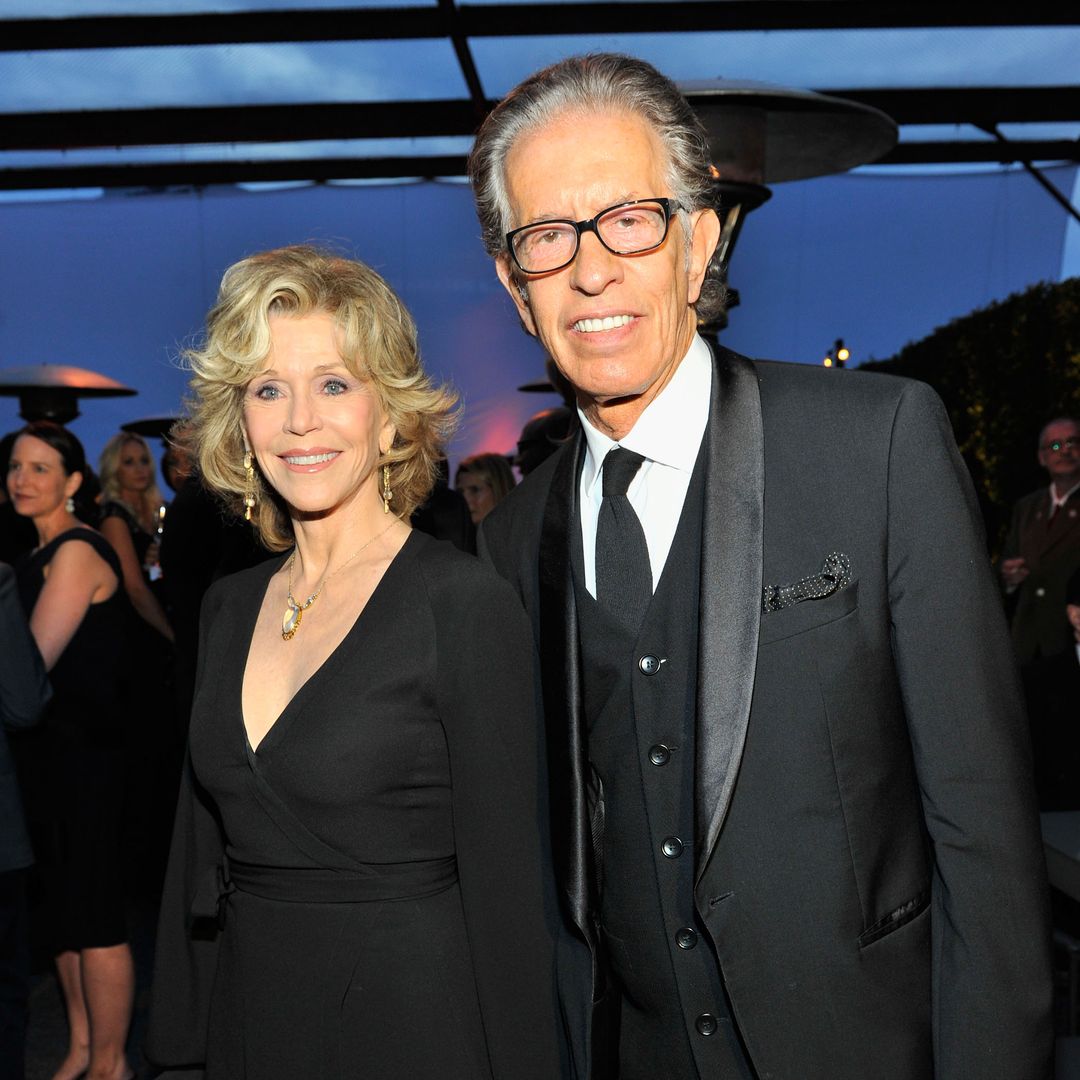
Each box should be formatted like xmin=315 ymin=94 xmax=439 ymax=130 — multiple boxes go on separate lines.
xmin=496 ymin=254 xmax=538 ymax=337
xmin=686 ymin=208 xmax=722 ymax=306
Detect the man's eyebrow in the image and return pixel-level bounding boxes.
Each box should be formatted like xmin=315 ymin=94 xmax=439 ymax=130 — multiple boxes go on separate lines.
xmin=518 ymin=194 xmax=640 ymax=229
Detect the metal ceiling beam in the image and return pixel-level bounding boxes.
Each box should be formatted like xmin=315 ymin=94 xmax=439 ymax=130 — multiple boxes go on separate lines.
xmin=1 ymin=88 xmax=1076 ymax=152
xmin=1 ymin=140 xmax=1076 ymax=192
xmin=2 ymin=4 xmax=1078 ymax=51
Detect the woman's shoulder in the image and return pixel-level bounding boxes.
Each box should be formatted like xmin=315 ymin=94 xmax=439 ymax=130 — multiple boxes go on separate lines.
xmin=100 ymin=500 xmax=137 ymax=527
xmin=41 ymin=527 xmax=122 ymax=583
xmin=409 ymin=531 xmax=524 ymax=617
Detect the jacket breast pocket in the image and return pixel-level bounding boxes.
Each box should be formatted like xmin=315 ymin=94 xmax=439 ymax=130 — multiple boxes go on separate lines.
xmin=758 ymin=580 xmax=859 ymax=647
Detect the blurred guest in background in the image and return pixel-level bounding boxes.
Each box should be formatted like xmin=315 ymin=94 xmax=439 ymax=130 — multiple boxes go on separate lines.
xmin=8 ymin=422 xmax=134 ymax=1080
xmin=100 ymin=431 xmax=176 ymax=895
xmin=0 ymin=560 xmax=50 ymax=1080
xmin=159 ymin=430 xmax=195 ymax=495
xmin=411 ymin=457 xmax=475 ymax=554
xmin=0 ymin=432 xmax=38 ymax=565
xmin=514 ymin=406 xmax=576 ymax=477
xmin=147 ymin=245 xmax=558 ymax=1079
xmin=1000 ymin=417 xmax=1080 ymax=666
xmin=159 ymin=421 xmax=273 ymax=737
xmin=455 ymin=452 xmax=516 ymax=526
xmin=98 ymin=432 xmax=173 ymax=643
xmin=1023 ymin=567 xmax=1080 ymax=810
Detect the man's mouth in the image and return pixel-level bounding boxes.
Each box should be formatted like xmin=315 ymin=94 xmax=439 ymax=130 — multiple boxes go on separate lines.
xmin=573 ymin=314 xmax=633 ymax=334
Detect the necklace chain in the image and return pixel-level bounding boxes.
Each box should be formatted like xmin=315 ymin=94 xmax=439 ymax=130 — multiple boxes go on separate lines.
xmin=281 ymin=520 xmax=398 ymax=641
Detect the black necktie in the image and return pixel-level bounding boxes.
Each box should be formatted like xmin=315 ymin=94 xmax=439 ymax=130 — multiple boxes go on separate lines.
xmin=595 ymin=447 xmax=651 ymax=631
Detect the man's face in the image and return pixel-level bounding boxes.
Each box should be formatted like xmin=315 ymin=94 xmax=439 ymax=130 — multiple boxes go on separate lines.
xmin=1038 ymin=420 xmax=1080 ymax=488
xmin=1067 ymin=603 xmax=1080 ymax=644
xmin=496 ymin=109 xmax=719 ymax=421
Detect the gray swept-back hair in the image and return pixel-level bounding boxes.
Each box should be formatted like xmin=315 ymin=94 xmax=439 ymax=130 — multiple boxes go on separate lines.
xmin=468 ymin=53 xmax=724 ymax=321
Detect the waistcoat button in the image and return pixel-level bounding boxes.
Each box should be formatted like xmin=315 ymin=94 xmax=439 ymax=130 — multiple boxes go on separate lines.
xmin=648 ymin=744 xmax=671 ymax=766
xmin=696 ymin=1013 xmax=718 ymax=1036
xmin=638 ymin=654 xmax=660 ymax=675
xmin=661 ymin=836 xmax=683 ymax=858
xmin=675 ymin=927 xmax=698 ymax=950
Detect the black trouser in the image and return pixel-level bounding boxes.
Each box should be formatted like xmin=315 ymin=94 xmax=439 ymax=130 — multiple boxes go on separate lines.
xmin=0 ymin=868 xmax=29 ymax=1080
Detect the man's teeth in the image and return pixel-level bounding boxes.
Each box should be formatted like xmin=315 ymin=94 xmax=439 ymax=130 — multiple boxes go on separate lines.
xmin=574 ymin=314 xmax=633 ymax=333
xmin=285 ymin=452 xmax=337 ymax=465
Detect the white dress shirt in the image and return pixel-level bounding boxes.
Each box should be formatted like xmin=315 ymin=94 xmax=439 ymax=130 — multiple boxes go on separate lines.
xmin=578 ymin=333 xmax=712 ymax=596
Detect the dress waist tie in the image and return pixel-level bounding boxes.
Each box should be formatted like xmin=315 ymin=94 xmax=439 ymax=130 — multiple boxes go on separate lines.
xmin=191 ymin=854 xmax=458 ymax=927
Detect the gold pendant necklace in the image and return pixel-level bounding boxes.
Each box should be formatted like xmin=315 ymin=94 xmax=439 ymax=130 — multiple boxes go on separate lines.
xmin=281 ymin=520 xmax=398 ymax=641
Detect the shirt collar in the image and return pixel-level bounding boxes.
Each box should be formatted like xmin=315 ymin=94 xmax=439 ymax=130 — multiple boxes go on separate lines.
xmin=1051 ymin=479 xmax=1080 ymax=506
xmin=578 ymin=333 xmax=713 ymax=497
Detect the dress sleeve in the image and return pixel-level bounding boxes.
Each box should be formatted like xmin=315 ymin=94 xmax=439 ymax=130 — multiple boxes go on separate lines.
xmin=145 ymin=585 xmax=229 ymax=1073
xmin=433 ymin=566 xmax=562 ymax=1080
xmin=884 ymin=380 xmax=1053 ymax=1077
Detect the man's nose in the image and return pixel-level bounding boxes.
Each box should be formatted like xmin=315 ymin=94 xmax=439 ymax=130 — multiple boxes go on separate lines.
xmin=569 ymin=231 xmax=622 ymax=293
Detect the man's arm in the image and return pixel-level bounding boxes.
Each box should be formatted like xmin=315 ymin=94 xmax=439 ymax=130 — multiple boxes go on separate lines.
xmin=0 ymin=562 xmax=49 ymax=729
xmin=885 ymin=381 xmax=1052 ymax=1078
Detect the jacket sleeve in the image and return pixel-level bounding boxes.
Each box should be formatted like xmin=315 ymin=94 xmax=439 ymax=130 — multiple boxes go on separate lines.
xmin=885 ymin=380 xmax=1053 ymax=1078
xmin=433 ymin=567 xmax=562 ymax=1080
xmin=0 ymin=562 xmax=50 ymax=730
xmin=145 ymin=584 xmax=229 ymax=1074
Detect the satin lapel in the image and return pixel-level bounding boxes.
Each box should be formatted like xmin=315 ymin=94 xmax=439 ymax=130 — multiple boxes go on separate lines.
xmin=537 ymin=432 xmax=593 ymax=941
xmin=695 ymin=348 xmax=765 ymax=884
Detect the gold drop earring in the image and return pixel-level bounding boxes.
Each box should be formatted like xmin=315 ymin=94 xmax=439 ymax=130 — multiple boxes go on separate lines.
xmin=243 ymin=448 xmax=257 ymax=521
xmin=382 ymin=463 xmax=393 ymax=515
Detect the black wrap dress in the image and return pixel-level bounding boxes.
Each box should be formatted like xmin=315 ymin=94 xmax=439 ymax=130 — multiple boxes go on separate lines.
xmin=147 ymin=531 xmax=560 ymax=1079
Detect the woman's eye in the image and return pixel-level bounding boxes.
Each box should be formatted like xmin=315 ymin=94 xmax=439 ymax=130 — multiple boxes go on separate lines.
xmin=323 ymin=379 xmax=349 ymax=396
xmin=253 ymin=384 xmax=280 ymax=400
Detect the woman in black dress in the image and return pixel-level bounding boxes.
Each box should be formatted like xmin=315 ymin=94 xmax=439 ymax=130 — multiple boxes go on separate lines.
xmin=147 ymin=245 xmax=560 ymax=1079
xmin=98 ymin=431 xmax=173 ymax=643
xmin=8 ymin=422 xmax=134 ymax=1080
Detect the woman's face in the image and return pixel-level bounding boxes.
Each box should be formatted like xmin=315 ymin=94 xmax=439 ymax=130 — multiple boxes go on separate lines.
xmin=7 ymin=434 xmax=80 ymax=521
xmin=243 ymin=312 xmax=395 ymax=520
xmin=457 ymin=470 xmax=496 ymax=524
xmin=116 ymin=439 xmax=153 ymax=494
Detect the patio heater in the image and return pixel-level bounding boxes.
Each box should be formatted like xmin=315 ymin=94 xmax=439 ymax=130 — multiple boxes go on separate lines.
xmin=683 ymin=79 xmax=897 ymax=330
xmin=0 ymin=363 xmax=136 ymax=424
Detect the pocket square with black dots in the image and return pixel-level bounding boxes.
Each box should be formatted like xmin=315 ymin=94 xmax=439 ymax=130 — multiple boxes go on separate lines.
xmin=761 ymin=552 xmax=852 ymax=614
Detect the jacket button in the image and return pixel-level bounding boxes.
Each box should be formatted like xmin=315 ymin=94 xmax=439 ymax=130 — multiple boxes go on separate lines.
xmin=675 ymin=927 xmax=698 ymax=950
xmin=648 ymin=744 xmax=671 ymax=766
xmin=696 ymin=1013 xmax=718 ymax=1036
xmin=661 ymin=836 xmax=683 ymax=858
xmin=639 ymin=654 xmax=660 ymax=675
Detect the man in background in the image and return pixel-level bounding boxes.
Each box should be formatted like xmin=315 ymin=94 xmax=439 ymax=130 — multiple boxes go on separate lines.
xmin=1001 ymin=416 xmax=1080 ymax=665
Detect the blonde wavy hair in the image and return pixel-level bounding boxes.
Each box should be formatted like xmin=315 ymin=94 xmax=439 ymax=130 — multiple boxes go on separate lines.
xmin=98 ymin=432 xmax=165 ymax=527
xmin=185 ymin=244 xmax=459 ymax=552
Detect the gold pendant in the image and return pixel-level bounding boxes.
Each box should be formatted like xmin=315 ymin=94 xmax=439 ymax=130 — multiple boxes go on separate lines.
xmin=282 ymin=601 xmax=302 ymax=641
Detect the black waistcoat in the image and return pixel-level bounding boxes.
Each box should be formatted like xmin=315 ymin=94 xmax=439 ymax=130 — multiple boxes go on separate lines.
xmin=573 ymin=441 xmax=754 ymax=1080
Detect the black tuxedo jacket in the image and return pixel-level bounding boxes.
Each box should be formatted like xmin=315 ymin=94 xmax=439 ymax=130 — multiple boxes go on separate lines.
xmin=480 ymin=348 xmax=1053 ymax=1080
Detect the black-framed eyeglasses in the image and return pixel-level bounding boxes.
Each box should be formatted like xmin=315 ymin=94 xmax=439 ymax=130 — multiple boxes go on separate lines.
xmin=1044 ymin=437 xmax=1080 ymax=453
xmin=506 ymin=197 xmax=681 ymax=275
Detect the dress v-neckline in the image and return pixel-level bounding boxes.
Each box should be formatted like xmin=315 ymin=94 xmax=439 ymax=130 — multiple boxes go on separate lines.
xmin=239 ymin=530 xmax=418 ymax=756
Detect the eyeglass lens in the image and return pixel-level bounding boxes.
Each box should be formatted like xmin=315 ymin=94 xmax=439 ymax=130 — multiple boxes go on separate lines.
xmin=512 ymin=202 xmax=669 ymax=273
xmin=1048 ymin=438 xmax=1080 ymax=452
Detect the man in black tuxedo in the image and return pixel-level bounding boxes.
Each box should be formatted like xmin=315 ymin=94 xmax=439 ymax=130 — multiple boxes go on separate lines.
xmin=469 ymin=54 xmax=1052 ymax=1079
xmin=0 ymin=562 xmax=50 ymax=1077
